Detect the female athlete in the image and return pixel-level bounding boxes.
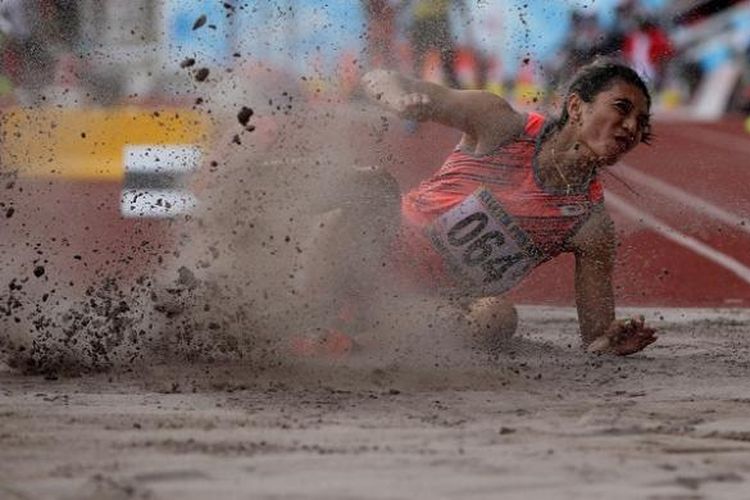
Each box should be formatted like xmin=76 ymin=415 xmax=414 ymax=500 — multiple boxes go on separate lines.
xmin=295 ymin=59 xmax=657 ymax=357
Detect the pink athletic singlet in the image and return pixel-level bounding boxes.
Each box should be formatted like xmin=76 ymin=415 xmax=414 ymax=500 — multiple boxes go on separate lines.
xmin=393 ymin=112 xmax=604 ymax=296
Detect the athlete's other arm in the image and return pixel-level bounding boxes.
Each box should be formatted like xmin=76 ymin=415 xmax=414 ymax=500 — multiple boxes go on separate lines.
xmin=569 ymin=206 xmax=657 ymax=355
xmin=361 ymin=69 xmax=525 ymax=148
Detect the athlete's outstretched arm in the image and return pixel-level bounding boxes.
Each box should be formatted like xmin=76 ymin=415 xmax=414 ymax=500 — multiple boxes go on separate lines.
xmin=361 ymin=69 xmax=525 ymax=146
xmin=570 ymin=206 xmax=657 ymax=355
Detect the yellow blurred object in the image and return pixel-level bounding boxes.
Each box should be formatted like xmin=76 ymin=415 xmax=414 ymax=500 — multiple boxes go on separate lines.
xmin=659 ymin=88 xmax=683 ymax=110
xmin=485 ymin=82 xmax=506 ymax=97
xmin=745 ymin=115 xmax=750 ymax=135
xmin=513 ymin=83 xmax=542 ymax=107
xmin=1 ymin=106 xmax=210 ymax=181
xmin=412 ymin=0 xmax=450 ymax=19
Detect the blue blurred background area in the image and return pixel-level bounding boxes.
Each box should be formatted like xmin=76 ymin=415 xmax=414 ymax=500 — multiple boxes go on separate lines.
xmin=163 ymin=0 xmax=233 ymax=64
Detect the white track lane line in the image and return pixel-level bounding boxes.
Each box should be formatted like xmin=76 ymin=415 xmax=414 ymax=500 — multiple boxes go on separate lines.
xmin=605 ymin=190 xmax=750 ymax=286
xmin=615 ymin=162 xmax=750 ymax=235
xmin=669 ymin=124 xmax=750 ymax=156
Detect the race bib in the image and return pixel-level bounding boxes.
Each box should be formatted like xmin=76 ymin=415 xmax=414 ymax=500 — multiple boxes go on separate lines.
xmin=428 ymin=188 xmax=541 ymax=295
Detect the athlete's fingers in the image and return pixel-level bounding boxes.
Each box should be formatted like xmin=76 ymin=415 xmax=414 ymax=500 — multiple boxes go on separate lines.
xmin=614 ymin=322 xmax=635 ymax=342
xmin=396 ymin=97 xmax=413 ymax=112
xmin=636 ymin=327 xmax=656 ymax=339
xmin=634 ymin=315 xmax=645 ymax=330
xmin=637 ymin=332 xmax=656 ymax=343
xmin=612 ymin=327 xmax=657 ymax=355
xmin=623 ymin=315 xmax=645 ymax=328
xmin=638 ymin=334 xmax=657 ymax=349
xmin=618 ymin=335 xmax=657 ymax=355
xmin=399 ymin=93 xmax=430 ymax=109
xmin=635 ymin=325 xmax=655 ymax=335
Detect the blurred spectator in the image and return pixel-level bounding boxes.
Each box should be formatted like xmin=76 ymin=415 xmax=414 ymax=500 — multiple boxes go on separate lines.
xmin=0 ymin=0 xmax=25 ymax=39
xmin=598 ymin=0 xmax=643 ymax=58
xmin=0 ymin=0 xmax=55 ymax=104
xmin=407 ymin=0 xmax=468 ymax=88
xmin=546 ymin=11 xmax=606 ymax=88
xmin=45 ymin=0 xmax=80 ymax=50
xmin=361 ymin=0 xmax=399 ymax=69
xmin=545 ymin=0 xmax=674 ymax=96
xmin=735 ymin=44 xmax=750 ymax=114
xmin=454 ymin=45 xmax=489 ymax=90
xmin=623 ymin=16 xmax=674 ymax=90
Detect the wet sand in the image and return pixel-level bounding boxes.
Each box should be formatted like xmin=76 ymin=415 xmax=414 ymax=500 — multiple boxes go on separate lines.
xmin=2 ymin=308 xmax=750 ymax=500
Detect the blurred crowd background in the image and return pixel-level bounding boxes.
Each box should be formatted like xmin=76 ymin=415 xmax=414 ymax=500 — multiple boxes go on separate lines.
xmin=1 ymin=0 xmax=749 ymax=118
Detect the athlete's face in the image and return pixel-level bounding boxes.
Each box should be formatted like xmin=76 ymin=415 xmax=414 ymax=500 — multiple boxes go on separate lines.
xmin=568 ymin=80 xmax=651 ymax=166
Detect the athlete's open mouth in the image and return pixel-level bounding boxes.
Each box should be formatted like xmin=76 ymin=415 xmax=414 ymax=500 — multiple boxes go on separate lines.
xmin=614 ymin=136 xmax=632 ymax=152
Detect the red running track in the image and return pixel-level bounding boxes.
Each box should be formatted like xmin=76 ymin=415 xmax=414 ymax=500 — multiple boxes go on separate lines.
xmin=7 ymin=112 xmax=747 ymax=310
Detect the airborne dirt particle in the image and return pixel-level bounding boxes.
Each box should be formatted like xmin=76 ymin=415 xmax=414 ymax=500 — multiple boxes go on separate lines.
xmin=194 ymin=68 xmax=210 ymax=82
xmin=180 ymin=57 xmax=196 ymax=69
xmin=5 ymin=207 xmax=14 ymax=218
xmin=237 ymin=107 xmax=254 ymax=127
xmin=192 ymin=15 xmax=207 ymax=31
xmin=176 ymin=266 xmax=199 ymax=289
xmin=33 ymin=265 xmax=45 ymax=278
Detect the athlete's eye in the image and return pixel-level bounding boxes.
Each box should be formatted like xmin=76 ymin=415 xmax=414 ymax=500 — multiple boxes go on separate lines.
xmin=614 ymin=101 xmax=631 ymax=114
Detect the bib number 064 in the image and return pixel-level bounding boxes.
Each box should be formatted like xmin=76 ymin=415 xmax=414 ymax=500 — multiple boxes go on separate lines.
xmin=446 ymin=212 xmax=525 ymax=283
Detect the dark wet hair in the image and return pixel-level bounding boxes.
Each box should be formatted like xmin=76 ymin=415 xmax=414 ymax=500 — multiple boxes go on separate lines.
xmin=555 ymin=58 xmax=653 ymax=144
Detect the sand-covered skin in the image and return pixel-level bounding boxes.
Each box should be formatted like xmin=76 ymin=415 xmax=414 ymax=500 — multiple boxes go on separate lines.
xmin=2 ymin=309 xmax=750 ymax=500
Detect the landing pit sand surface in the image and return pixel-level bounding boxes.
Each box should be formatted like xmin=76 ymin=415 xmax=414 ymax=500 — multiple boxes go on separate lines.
xmin=2 ymin=307 xmax=750 ymax=500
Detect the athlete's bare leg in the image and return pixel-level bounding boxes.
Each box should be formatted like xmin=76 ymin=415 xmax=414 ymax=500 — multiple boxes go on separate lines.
xmin=293 ymin=166 xmax=401 ymax=342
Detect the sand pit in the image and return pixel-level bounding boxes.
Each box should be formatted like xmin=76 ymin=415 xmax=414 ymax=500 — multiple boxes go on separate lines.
xmin=2 ymin=308 xmax=750 ymax=500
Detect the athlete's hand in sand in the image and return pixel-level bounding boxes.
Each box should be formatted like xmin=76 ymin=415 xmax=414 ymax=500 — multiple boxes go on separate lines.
xmin=586 ymin=316 xmax=657 ymax=356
